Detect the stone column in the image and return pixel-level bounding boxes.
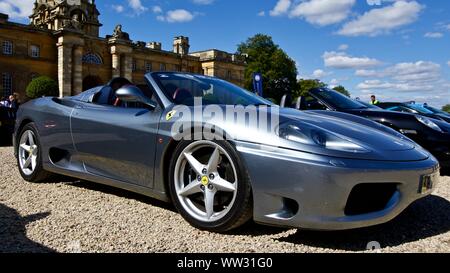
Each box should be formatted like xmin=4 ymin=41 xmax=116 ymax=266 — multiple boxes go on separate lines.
xmin=73 ymin=46 xmax=83 ymax=94
xmin=109 ymin=38 xmax=133 ymax=81
xmin=122 ymin=54 xmax=133 ymax=82
xmin=111 ymin=51 xmax=121 ymax=78
xmin=55 ymin=31 xmax=85 ymax=97
xmin=57 ymin=41 xmax=73 ymax=97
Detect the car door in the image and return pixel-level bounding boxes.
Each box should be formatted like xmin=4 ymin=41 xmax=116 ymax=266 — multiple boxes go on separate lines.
xmin=70 ymin=94 xmax=162 ymax=189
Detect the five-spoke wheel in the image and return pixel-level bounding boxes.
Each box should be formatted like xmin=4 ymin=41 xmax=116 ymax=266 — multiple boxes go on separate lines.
xmin=169 ymin=140 xmax=252 ymax=232
xmin=16 ymin=123 xmax=51 ymax=182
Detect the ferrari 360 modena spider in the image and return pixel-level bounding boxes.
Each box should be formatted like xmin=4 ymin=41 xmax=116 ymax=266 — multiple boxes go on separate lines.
xmin=14 ymin=72 xmax=440 ymax=232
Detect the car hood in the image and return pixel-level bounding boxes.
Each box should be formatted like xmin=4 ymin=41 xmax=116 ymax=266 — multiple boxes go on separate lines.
xmin=279 ymin=108 xmax=415 ymax=152
xmin=164 ymin=105 xmax=430 ymax=162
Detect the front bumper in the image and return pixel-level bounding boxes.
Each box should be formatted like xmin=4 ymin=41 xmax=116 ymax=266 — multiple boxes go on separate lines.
xmin=235 ymin=141 xmax=440 ymax=230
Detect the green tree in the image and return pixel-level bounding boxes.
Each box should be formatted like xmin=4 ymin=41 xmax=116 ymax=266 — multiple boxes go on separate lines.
xmin=442 ymin=104 xmax=450 ymax=113
xmin=332 ymin=85 xmax=351 ymax=97
xmin=26 ymin=76 xmax=59 ymax=99
xmin=294 ymin=79 xmax=326 ymax=98
xmin=237 ymin=34 xmax=298 ymax=103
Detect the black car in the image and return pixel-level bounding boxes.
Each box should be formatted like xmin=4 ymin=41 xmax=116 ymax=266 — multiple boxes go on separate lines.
xmin=287 ymin=88 xmax=450 ymax=174
xmin=0 ymin=107 xmax=15 ymax=145
xmin=377 ymin=102 xmax=450 ymax=123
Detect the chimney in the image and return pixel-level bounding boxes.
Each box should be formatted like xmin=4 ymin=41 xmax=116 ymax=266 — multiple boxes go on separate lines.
xmin=0 ymin=13 xmax=8 ymax=24
xmin=146 ymin=42 xmax=162 ymax=50
xmin=173 ymin=36 xmax=190 ymax=55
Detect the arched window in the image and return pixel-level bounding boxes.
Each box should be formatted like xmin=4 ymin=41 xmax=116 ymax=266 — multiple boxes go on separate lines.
xmin=82 ymin=53 xmax=103 ymax=65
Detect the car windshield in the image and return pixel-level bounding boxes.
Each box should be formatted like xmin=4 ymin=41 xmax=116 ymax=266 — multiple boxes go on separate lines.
xmin=152 ymin=72 xmax=273 ymax=106
xmin=423 ymin=105 xmax=450 ymax=116
xmin=310 ymin=88 xmax=366 ymax=110
xmin=406 ymin=104 xmax=435 ymax=114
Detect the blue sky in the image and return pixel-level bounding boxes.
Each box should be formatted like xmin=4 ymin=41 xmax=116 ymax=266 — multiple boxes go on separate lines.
xmin=2 ymin=0 xmax=450 ymax=107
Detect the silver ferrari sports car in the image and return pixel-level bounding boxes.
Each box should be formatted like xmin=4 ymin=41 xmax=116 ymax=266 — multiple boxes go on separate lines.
xmin=14 ymin=72 xmax=440 ymax=232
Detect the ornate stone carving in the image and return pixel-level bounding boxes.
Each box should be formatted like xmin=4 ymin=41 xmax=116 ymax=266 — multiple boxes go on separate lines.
xmin=63 ymin=13 xmax=82 ymax=30
xmin=112 ymin=24 xmax=130 ymax=40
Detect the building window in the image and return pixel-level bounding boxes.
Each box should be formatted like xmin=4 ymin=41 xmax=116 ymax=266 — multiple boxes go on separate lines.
xmin=132 ymin=59 xmax=137 ymax=72
xmin=160 ymin=63 xmax=166 ymax=72
xmin=145 ymin=61 xmax=152 ymax=72
xmin=82 ymin=53 xmax=103 ymax=65
xmin=2 ymin=41 xmax=13 ymax=55
xmin=31 ymin=45 xmax=40 ymax=58
xmin=2 ymin=73 xmax=12 ymax=97
xmin=174 ymin=65 xmax=181 ymax=72
xmin=227 ymin=70 xmax=232 ymax=79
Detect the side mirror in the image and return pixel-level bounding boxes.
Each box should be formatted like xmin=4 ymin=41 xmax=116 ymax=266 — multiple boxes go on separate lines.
xmin=115 ymin=86 xmax=157 ymax=109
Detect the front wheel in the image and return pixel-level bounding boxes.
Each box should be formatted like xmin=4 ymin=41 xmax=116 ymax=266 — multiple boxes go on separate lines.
xmin=16 ymin=123 xmax=52 ymax=182
xmin=169 ymin=140 xmax=253 ymax=232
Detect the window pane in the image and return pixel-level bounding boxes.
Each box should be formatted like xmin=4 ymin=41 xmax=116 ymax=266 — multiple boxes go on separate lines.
xmin=82 ymin=53 xmax=102 ymax=65
xmin=31 ymin=45 xmax=40 ymax=58
xmin=2 ymin=73 xmax=12 ymax=97
xmin=3 ymin=41 xmax=12 ymax=55
xmin=145 ymin=62 xmax=152 ymax=72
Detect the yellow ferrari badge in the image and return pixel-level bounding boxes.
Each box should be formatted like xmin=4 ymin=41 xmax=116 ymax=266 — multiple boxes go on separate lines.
xmin=166 ymin=110 xmax=177 ymax=121
xmin=201 ymin=176 xmax=209 ymax=186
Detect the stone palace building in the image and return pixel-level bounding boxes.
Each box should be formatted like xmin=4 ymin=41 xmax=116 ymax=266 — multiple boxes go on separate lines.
xmin=0 ymin=0 xmax=246 ymax=99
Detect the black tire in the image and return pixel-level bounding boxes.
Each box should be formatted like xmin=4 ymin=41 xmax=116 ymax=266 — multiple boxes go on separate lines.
xmin=168 ymin=140 xmax=253 ymax=232
xmin=16 ymin=123 xmax=52 ymax=182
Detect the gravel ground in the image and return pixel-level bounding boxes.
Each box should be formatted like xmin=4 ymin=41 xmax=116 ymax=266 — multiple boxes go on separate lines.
xmin=0 ymin=146 xmax=449 ymax=253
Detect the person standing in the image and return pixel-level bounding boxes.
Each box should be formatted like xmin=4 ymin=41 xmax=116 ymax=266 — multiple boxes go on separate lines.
xmin=370 ymin=95 xmax=380 ymax=105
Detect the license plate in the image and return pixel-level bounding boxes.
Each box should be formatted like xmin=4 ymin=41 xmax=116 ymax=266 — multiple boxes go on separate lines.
xmin=419 ymin=172 xmax=439 ymax=194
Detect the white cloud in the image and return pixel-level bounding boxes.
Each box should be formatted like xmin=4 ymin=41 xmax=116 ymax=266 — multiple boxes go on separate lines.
xmin=128 ymin=0 xmax=148 ymax=14
xmin=257 ymin=11 xmax=266 ymax=17
xmin=338 ymin=1 xmax=423 ymax=37
xmin=355 ymin=69 xmax=382 ymax=77
xmin=192 ymin=0 xmax=215 ymax=4
xmin=270 ymin=0 xmax=292 ymax=17
xmin=323 ymin=51 xmax=382 ymax=69
xmin=0 ymin=0 xmax=34 ymax=19
xmin=356 ymin=61 xmax=442 ymax=94
xmin=152 ymin=6 xmax=163 ymax=14
xmin=289 ymin=0 xmax=356 ymax=26
xmin=448 ymin=61 xmax=450 ymax=67
xmin=424 ymin=32 xmax=444 ymax=38
xmin=329 ymin=78 xmax=339 ymax=88
xmin=357 ymin=80 xmax=434 ymax=92
xmin=312 ymin=69 xmax=332 ymax=78
xmin=311 ymin=69 xmax=333 ymax=79
xmin=356 ymin=61 xmax=441 ymax=82
xmin=388 ymin=61 xmax=441 ymax=82
xmin=112 ymin=5 xmax=125 ymax=13
xmin=338 ymin=44 xmax=349 ymax=51
xmin=159 ymin=9 xmax=195 ymax=23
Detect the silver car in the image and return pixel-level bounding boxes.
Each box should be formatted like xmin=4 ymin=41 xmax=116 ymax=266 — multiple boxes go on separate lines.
xmin=14 ymin=72 xmax=440 ymax=232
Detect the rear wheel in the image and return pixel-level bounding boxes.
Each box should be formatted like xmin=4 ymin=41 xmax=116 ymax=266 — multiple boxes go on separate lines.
xmin=16 ymin=123 xmax=52 ymax=182
xmin=169 ymin=140 xmax=252 ymax=232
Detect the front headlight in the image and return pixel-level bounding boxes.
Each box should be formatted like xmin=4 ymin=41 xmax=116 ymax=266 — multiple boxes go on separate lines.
xmin=416 ymin=116 xmax=443 ymax=132
xmin=277 ymin=123 xmax=370 ymax=153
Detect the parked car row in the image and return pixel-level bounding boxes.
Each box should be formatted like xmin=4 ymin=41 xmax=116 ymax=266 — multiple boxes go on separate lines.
xmin=11 ymin=73 xmax=446 ymax=232
xmin=281 ymin=88 xmax=450 ymax=175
